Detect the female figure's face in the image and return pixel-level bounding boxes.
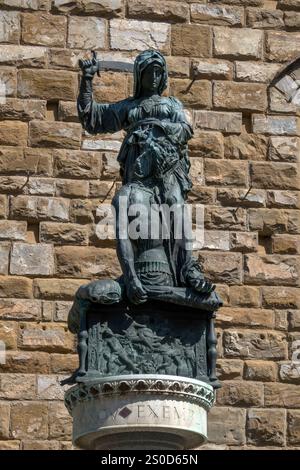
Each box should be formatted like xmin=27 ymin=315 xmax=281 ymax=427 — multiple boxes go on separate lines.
xmin=141 ymin=62 xmax=163 ymax=96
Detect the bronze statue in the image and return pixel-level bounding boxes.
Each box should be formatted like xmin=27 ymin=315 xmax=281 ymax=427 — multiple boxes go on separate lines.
xmin=65 ymin=49 xmax=222 ymax=387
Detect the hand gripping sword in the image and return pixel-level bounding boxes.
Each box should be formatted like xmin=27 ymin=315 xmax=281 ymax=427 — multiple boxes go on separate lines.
xmin=78 ymin=50 xmax=134 ymax=75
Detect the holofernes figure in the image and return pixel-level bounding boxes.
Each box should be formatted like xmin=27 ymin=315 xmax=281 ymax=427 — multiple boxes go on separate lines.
xmin=68 ymin=49 xmax=222 ymax=338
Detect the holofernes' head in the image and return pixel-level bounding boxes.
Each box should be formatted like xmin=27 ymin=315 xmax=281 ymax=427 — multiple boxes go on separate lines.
xmin=133 ymin=49 xmax=168 ymax=98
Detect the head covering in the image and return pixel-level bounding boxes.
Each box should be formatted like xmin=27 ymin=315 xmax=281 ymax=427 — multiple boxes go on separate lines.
xmin=133 ymin=49 xmax=168 ymax=98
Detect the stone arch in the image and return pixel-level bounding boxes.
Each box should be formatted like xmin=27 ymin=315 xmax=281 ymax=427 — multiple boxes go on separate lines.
xmin=270 ymin=56 xmax=300 ymax=108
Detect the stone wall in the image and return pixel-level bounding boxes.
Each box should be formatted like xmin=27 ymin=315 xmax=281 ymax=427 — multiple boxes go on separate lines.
xmin=0 ymin=0 xmax=299 ymax=450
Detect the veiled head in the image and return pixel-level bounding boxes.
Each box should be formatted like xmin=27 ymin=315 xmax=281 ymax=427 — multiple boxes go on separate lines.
xmin=133 ymin=49 xmax=168 ymax=98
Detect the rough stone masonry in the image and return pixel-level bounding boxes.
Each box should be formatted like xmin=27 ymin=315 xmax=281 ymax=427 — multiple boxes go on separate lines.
xmin=0 ymin=0 xmax=299 ymax=450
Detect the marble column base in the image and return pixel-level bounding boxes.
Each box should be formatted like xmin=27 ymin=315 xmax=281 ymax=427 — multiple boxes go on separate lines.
xmin=65 ymin=375 xmax=215 ymax=450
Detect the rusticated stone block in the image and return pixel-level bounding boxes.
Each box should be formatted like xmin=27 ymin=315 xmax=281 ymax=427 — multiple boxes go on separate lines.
xmin=235 ymin=61 xmax=281 ymax=83
xmin=216 ymin=381 xmax=263 ymax=406
xmin=205 ymin=206 xmax=247 ymax=231
xmin=0 ymin=351 xmax=50 ymax=374
xmin=269 ymin=87 xmax=298 ymax=114
xmin=244 ymin=254 xmax=299 ymax=287
xmin=94 ymin=72 xmax=128 ymax=103
xmin=268 ymin=136 xmax=299 ymax=162
xmin=49 ymin=402 xmax=72 ymax=440
xmin=37 ymin=374 xmax=67 ymax=400
xmin=284 ymin=11 xmax=300 ymax=29
xmin=247 ymin=8 xmax=284 ymax=29
xmin=265 ymin=383 xmax=300 ymax=408
xmin=0 ymin=175 xmax=28 ymax=193
xmin=0 ymin=320 xmax=18 ymax=349
xmin=267 ymin=190 xmax=300 ymax=209
xmin=53 ymin=150 xmax=101 ymax=179
xmin=216 ymin=359 xmax=243 ymax=380
xmin=70 ymin=199 xmax=94 ymax=224
xmin=251 ymin=162 xmax=299 ymax=190
xmin=18 ymin=69 xmax=77 ymax=101
xmin=288 ymin=311 xmax=300 ymax=330
xmin=0 ymin=195 xmax=7 ymax=218
xmin=10 ymin=243 xmax=54 ymax=276
xmin=1 ymin=0 xmax=49 ymax=10
xmin=166 ymin=56 xmax=189 ymax=78
xmin=171 ymin=24 xmax=211 ymax=57
xmin=0 ymin=121 xmax=28 ymax=147
xmin=279 ymin=362 xmax=300 ymax=384
xmin=213 ymin=27 xmax=263 ymax=59
xmin=191 ymin=4 xmax=243 ymax=26
xmin=0 ymin=45 xmax=47 ymax=67
xmin=230 ymin=286 xmax=261 ymax=308
xmin=0 ymin=403 xmax=10 ymax=439
xmin=247 ymin=409 xmax=286 ymax=446
xmin=272 ymin=235 xmax=300 ymax=255
xmin=204 ymin=160 xmax=248 ymax=186
xmin=262 ymin=286 xmax=300 ymax=309
xmin=223 ymin=330 xmax=287 ymax=359
xmin=0 ymin=243 xmax=9 ymax=275
xmin=33 ymin=278 xmax=87 ymax=300
xmin=197 ymin=251 xmax=243 ymax=285
xmin=57 ymin=101 xmax=78 ymax=123
xmin=244 ymin=361 xmax=277 ymax=382
xmin=0 ymin=220 xmax=26 ymax=241
xmin=278 ymin=0 xmax=300 ymax=9
xmin=267 ymin=31 xmax=300 ymax=61
xmin=203 ymin=230 xmax=230 ymax=251
xmin=210 ymin=0 xmax=263 ymax=5
xmin=0 ymin=67 xmax=17 ymax=98
xmin=56 ymin=179 xmax=89 ymax=198
xmin=224 ymin=133 xmax=267 ymax=160
xmin=54 ymin=301 xmax=72 ymax=322
xmin=189 ymin=131 xmax=224 ymax=159
xmin=21 ymin=13 xmax=67 ymax=47
xmin=11 ymin=402 xmax=48 ymax=439
xmin=0 ymin=275 xmax=32 ymax=298
xmin=29 ymin=121 xmax=81 ymax=149
xmin=252 ymin=114 xmax=298 ymax=135
xmin=0 ymin=11 xmax=19 ymax=44
xmin=68 ymin=16 xmax=106 ymax=50
xmin=51 ymin=354 xmax=78 ymax=374
xmin=189 ymin=157 xmax=203 ymax=185
xmin=10 ymin=195 xmax=69 ymax=222
xmin=19 ymin=323 xmax=74 ymax=353
xmin=192 ymin=59 xmax=233 ymax=80
xmin=249 ymin=208 xmax=300 ymax=235
xmin=213 ymin=81 xmax=267 ymax=112
xmin=52 ymin=0 xmax=124 ymax=16
xmin=23 ymin=440 xmax=60 ymax=450
xmin=40 ymin=222 xmax=89 ymax=245
xmin=0 ymin=298 xmax=41 ymax=321
xmin=194 ymin=110 xmax=242 ymax=133
xmin=208 ymin=407 xmax=246 ymax=445
xmin=0 ymin=441 xmax=20 ymax=450
xmin=217 ymin=188 xmax=265 ymax=207
xmin=0 ymin=98 xmax=46 ymax=121
xmin=55 ymin=246 xmax=121 ymax=278
xmin=287 ymin=410 xmax=300 ymax=445
xmin=230 ymin=232 xmax=258 ymax=253
xmin=170 ymin=79 xmax=211 ymax=108
xmin=217 ymin=308 xmax=274 ymax=328
xmin=0 ymin=373 xmax=36 ymax=399
xmin=24 ymin=177 xmax=55 ymax=196
xmin=128 ymin=1 xmax=188 ymax=22
xmin=110 ymin=19 xmax=170 ymax=53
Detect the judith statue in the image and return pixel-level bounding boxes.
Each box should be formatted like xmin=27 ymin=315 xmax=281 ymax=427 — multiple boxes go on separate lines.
xmin=66 ymin=49 xmax=222 ymax=387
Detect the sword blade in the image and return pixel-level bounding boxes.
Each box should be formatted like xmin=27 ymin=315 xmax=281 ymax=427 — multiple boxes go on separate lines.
xmin=97 ymin=60 xmax=134 ymax=73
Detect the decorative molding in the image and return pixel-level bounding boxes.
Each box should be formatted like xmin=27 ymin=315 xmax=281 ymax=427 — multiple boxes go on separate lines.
xmin=65 ymin=375 xmax=215 ymax=414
